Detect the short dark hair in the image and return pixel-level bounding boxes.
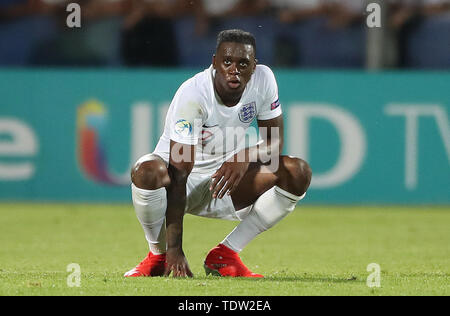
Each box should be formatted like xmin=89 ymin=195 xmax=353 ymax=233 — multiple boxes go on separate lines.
xmin=216 ymin=29 xmax=256 ymax=54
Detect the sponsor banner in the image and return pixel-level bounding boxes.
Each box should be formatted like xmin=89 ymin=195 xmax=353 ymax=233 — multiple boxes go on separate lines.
xmin=0 ymin=69 xmax=449 ymax=203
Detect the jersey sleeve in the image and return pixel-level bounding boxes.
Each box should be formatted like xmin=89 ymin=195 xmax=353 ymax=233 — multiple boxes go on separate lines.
xmin=168 ymin=82 xmax=206 ymax=145
xmin=256 ymin=66 xmax=283 ymax=121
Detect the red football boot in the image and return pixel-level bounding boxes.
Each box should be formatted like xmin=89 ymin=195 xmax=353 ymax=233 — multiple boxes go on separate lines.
xmin=124 ymin=252 xmax=166 ymax=277
xmin=204 ymin=244 xmax=264 ymax=278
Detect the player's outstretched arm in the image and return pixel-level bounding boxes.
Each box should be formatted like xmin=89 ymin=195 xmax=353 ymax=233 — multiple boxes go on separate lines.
xmin=164 ymin=140 xmax=195 ymax=278
xmin=210 ymin=115 xmax=284 ymax=199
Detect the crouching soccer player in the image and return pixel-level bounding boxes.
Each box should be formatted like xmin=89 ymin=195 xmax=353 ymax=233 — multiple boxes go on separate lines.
xmin=124 ymin=29 xmax=312 ymax=278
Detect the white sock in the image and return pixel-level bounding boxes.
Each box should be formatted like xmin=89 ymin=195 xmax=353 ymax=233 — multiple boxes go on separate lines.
xmin=131 ymin=184 xmax=167 ymax=255
xmin=221 ymin=186 xmax=305 ymax=253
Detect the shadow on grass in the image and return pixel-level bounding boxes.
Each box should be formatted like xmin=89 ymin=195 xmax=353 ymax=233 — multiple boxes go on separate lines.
xmin=195 ymin=274 xmax=365 ymax=284
xmin=265 ymin=275 xmax=364 ymax=284
xmin=2 ymin=271 xmax=365 ymax=285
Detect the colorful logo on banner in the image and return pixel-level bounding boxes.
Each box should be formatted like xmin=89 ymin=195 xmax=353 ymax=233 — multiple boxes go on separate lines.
xmin=76 ymin=100 xmax=123 ymax=185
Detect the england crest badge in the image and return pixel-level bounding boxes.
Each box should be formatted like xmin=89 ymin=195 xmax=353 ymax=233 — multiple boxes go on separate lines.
xmin=238 ymin=102 xmax=256 ymax=123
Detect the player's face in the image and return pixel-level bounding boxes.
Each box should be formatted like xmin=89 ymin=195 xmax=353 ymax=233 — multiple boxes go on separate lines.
xmin=213 ymin=42 xmax=256 ymax=104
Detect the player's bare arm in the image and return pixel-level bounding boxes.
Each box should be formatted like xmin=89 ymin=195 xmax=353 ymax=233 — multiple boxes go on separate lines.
xmin=256 ymin=114 xmax=284 ymax=162
xmin=164 ymin=140 xmax=195 ymax=278
xmin=210 ymin=115 xmax=284 ymax=199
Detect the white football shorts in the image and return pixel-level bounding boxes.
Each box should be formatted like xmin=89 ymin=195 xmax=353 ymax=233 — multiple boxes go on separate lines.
xmin=136 ymin=153 xmax=251 ymax=221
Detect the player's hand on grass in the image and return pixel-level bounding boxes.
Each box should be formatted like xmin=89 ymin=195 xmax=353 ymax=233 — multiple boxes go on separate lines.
xmin=164 ymin=247 xmax=194 ymax=278
xmin=210 ymin=159 xmax=250 ymax=199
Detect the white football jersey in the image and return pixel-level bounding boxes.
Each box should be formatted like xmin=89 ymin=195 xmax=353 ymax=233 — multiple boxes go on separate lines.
xmin=154 ymin=64 xmax=282 ymax=173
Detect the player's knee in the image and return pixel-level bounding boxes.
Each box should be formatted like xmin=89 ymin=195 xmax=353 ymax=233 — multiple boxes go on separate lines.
xmin=131 ymin=158 xmax=170 ymax=190
xmin=281 ymin=156 xmax=312 ymax=196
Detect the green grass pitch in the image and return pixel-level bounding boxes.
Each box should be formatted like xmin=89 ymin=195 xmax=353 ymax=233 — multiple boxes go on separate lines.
xmin=0 ymin=203 xmax=448 ymax=296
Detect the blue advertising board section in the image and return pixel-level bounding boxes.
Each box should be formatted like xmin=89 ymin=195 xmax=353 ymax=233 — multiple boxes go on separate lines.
xmin=0 ymin=69 xmax=449 ymax=204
